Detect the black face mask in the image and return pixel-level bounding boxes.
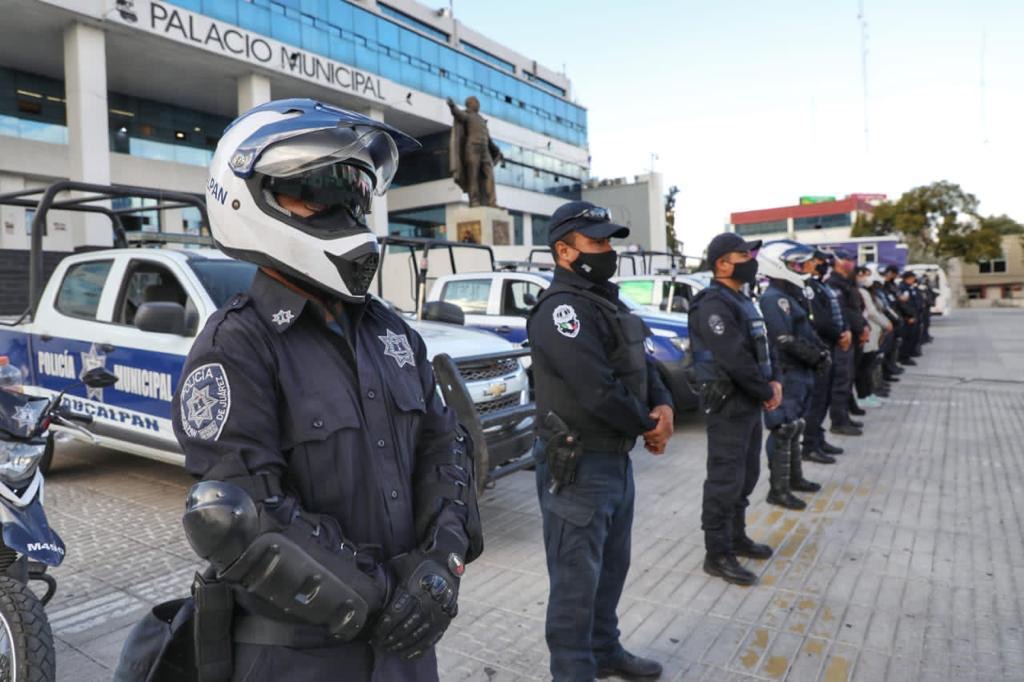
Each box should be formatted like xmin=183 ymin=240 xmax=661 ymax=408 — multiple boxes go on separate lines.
xmin=571 ymin=249 xmax=618 ymax=284
xmin=814 ymin=262 xmax=829 ymax=277
xmin=730 ymin=258 xmax=759 ymax=285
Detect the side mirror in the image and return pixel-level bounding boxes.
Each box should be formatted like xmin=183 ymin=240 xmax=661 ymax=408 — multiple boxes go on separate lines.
xmin=422 ymin=301 xmax=465 ymax=326
xmin=82 ymin=366 xmax=119 ymax=389
xmin=522 ymin=292 xmax=538 ymax=307
xmin=135 ymin=302 xmax=187 ymax=335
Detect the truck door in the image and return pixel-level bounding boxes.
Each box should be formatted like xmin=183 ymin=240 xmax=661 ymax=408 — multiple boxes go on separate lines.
xmin=490 ymin=276 xmax=543 ymax=343
xmin=437 ymin=278 xmax=500 ymax=334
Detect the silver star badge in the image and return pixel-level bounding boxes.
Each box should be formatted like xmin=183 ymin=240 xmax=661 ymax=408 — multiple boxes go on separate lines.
xmin=12 ymin=403 xmax=39 ymax=432
xmin=79 ymin=343 xmax=108 ymax=400
xmin=378 ymin=329 xmax=416 ymax=368
xmin=271 ymin=309 xmax=295 ymax=326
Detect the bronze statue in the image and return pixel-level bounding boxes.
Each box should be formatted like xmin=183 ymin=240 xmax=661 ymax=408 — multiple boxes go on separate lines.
xmin=447 ymin=96 xmax=503 ymax=207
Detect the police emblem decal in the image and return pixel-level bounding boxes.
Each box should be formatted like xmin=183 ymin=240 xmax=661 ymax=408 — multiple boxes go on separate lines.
xmin=79 ymin=343 xmax=108 ymax=400
xmin=271 ymin=309 xmax=295 ymax=326
xmin=180 ymin=363 xmax=232 ymax=441
xmin=804 ymin=285 xmax=815 ymax=300
xmin=552 ymin=304 xmax=580 ymax=338
xmin=379 ymin=329 xmax=416 ymax=368
xmin=708 ymin=313 xmax=726 ymax=335
xmin=778 ymin=298 xmax=790 ymax=314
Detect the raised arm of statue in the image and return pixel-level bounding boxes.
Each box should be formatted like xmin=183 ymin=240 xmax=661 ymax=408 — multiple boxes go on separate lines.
xmin=446 ymin=97 xmax=467 ymax=122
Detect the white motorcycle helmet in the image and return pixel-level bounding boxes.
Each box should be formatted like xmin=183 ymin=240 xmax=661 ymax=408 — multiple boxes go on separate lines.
xmin=207 ymin=99 xmax=420 ymax=301
xmin=757 ymin=240 xmax=817 ymax=288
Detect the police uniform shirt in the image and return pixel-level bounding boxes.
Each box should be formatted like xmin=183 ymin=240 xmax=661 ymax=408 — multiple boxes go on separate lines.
xmin=690 ymin=281 xmax=781 ymax=403
xmin=760 ymin=280 xmax=826 ymax=369
xmin=172 ymin=270 xmax=469 ymax=567
xmin=826 ymin=272 xmax=867 ymax=337
xmin=527 ymin=267 xmax=673 ymax=439
xmin=806 ymin=278 xmax=846 ymax=344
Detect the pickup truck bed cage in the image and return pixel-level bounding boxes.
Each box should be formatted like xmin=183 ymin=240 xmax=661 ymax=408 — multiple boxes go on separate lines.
xmin=0 ymin=180 xmax=209 ymax=317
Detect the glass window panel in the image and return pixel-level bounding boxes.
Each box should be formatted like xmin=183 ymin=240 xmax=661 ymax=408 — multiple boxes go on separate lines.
xmin=56 ymin=260 xmax=113 ymax=320
xmin=440 ymin=279 xmax=491 ymax=314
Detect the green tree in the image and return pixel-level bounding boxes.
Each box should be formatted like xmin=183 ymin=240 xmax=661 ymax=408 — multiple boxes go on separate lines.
xmin=664 ymin=185 xmax=680 ymax=252
xmin=981 ymin=214 xmax=1024 ymax=235
xmin=851 ymin=181 xmax=1003 ymax=264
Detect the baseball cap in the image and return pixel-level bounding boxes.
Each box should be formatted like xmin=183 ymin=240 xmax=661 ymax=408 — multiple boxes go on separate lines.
xmin=832 ymin=248 xmax=856 ymax=261
xmin=706 ymin=232 xmax=762 ymax=266
xmin=547 ymin=201 xmax=630 ymax=246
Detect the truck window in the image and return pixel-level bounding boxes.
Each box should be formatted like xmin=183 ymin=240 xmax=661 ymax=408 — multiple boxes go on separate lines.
xmin=188 ymin=260 xmax=258 ymax=307
xmin=55 ymin=260 xmax=113 ymax=320
xmin=501 ymin=280 xmax=543 ymax=316
xmin=618 ymin=280 xmax=655 ymax=306
xmin=441 ymin=279 xmax=491 ymax=314
xmin=114 ymin=261 xmax=191 ymax=327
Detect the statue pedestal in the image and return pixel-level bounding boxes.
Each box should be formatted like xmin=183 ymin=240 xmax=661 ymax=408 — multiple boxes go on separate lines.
xmin=450 ymin=206 xmax=513 ymax=246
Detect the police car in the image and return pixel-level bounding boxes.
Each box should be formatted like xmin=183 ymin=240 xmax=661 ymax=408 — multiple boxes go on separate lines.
xmin=0 ymin=247 xmax=532 ymax=471
xmin=426 ymin=270 xmax=699 ymax=411
xmin=612 ymin=272 xmax=710 ymax=315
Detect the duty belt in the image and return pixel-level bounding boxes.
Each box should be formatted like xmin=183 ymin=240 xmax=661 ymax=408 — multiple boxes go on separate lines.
xmin=233 ymin=613 xmax=350 ymax=649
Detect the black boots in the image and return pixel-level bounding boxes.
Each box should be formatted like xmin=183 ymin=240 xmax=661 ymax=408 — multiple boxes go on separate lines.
xmin=733 ymin=534 xmax=773 ymax=559
xmin=597 ymin=650 xmax=664 ymax=679
xmin=767 ymin=423 xmax=807 ymax=510
xmin=790 ymin=420 xmax=823 ymax=490
xmin=704 ymin=553 xmax=757 ymax=585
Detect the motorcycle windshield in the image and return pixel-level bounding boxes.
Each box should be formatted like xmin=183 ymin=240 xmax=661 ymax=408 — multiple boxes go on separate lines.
xmin=0 ymin=496 xmax=65 ymax=566
xmin=0 ymin=391 xmax=47 ymax=439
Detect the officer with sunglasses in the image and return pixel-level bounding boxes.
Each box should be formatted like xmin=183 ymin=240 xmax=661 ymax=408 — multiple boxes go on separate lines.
xmin=528 ymin=201 xmax=675 ymax=681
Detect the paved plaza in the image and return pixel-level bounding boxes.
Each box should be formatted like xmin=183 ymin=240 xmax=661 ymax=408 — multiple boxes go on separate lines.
xmin=43 ymin=308 xmax=1024 ymax=681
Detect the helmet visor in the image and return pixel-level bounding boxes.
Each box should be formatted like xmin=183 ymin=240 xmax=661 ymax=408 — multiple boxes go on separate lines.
xmin=253 ymin=126 xmax=399 ymax=194
xmin=266 ymin=162 xmax=375 ymax=217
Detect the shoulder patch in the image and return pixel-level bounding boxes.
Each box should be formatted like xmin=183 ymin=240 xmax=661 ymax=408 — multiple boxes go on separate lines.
xmin=708 ymin=313 xmax=726 ymax=335
xmin=552 ymin=304 xmax=580 ymax=338
xmin=180 ymin=363 xmax=232 ymax=441
xmin=778 ymin=298 xmax=791 ymax=314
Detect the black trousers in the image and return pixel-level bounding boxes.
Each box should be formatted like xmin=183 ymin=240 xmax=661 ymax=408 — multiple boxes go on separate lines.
xmin=702 ymin=396 xmax=762 ymax=555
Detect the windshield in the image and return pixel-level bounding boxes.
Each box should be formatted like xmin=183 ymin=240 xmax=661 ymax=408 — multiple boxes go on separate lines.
xmin=189 ymin=260 xmax=258 ymax=307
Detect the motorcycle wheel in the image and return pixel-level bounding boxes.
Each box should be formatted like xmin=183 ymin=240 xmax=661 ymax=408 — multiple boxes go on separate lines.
xmin=0 ymin=576 xmax=55 ymax=682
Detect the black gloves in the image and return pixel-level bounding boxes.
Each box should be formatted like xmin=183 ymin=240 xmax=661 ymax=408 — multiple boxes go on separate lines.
xmin=370 ymin=549 xmax=463 ymax=659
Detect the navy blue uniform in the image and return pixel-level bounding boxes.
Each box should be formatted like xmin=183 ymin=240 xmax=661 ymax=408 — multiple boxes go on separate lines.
xmin=825 ymin=273 xmax=859 ymax=427
xmin=803 ymin=277 xmax=846 ymax=452
xmin=689 ymin=281 xmax=780 ymax=556
xmin=900 ymin=281 xmax=925 ymax=358
xmin=527 ymin=267 xmax=671 ymax=681
xmin=173 ymin=270 xmax=470 ymax=682
xmin=761 ymin=281 xmax=824 ymax=428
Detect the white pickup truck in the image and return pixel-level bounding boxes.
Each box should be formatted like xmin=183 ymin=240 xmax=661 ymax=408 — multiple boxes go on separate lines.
xmin=0 ymin=246 xmax=533 ymax=471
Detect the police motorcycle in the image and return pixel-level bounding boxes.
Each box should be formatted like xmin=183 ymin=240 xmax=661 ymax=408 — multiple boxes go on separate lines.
xmin=0 ymin=362 xmax=118 ymax=681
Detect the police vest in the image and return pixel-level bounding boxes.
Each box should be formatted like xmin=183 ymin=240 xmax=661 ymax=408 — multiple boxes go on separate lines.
xmin=689 ymin=285 xmax=772 ymax=383
xmin=816 ymin=280 xmax=844 ymax=331
xmin=530 ymin=282 xmax=650 ymax=444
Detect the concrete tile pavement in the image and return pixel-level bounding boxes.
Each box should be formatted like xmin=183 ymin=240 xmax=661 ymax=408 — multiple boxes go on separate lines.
xmin=36 ymin=308 xmax=1024 ymax=680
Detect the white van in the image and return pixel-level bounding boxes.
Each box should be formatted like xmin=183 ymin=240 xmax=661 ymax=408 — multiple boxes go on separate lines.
xmin=906 ymin=263 xmax=952 ymax=315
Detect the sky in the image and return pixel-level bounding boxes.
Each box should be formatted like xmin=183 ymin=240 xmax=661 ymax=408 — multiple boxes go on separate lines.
xmin=448 ymin=0 xmax=1024 ymax=254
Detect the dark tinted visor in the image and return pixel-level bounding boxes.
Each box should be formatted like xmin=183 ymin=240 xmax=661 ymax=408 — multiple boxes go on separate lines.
xmin=266 ymin=162 xmax=374 ymax=216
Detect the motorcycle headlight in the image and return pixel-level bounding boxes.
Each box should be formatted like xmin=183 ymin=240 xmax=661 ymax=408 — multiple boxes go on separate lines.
xmin=0 ymin=441 xmax=45 ymax=484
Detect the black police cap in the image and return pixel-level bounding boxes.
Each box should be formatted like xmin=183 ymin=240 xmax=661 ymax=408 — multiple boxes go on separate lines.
xmin=706 ymin=232 xmax=762 ymax=266
xmin=547 ymin=201 xmax=629 ymax=246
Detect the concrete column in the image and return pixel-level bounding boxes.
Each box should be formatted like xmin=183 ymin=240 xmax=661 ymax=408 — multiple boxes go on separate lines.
xmin=237 ymin=73 xmax=272 ymax=114
xmin=64 ymin=22 xmax=112 ymax=247
xmin=363 ymin=106 xmax=390 ymax=237
xmin=787 ymin=217 xmax=795 ymax=238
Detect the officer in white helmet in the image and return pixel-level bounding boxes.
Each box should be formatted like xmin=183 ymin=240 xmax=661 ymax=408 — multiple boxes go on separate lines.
xmin=757 ymin=241 xmax=833 ymax=510
xmin=172 ymin=99 xmax=483 ymax=681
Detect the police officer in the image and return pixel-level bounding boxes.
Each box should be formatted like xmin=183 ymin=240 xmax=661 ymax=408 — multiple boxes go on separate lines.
xmin=689 ymin=233 xmax=781 ymax=586
xmin=825 ymin=249 xmax=866 ymax=436
xmin=882 ymin=264 xmax=918 ymax=367
xmin=901 ymin=271 xmax=926 ymax=358
xmin=801 ymin=250 xmax=847 ymax=462
xmin=528 ymin=200 xmax=674 ymax=681
xmin=173 ymin=100 xmax=483 ymax=681
xmin=875 ymin=264 xmax=907 ymax=382
xmin=757 ymin=241 xmax=832 ymax=510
